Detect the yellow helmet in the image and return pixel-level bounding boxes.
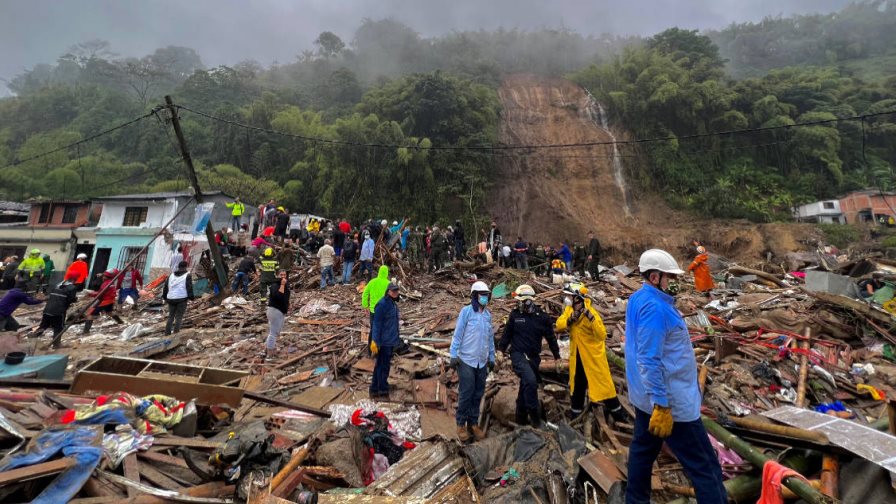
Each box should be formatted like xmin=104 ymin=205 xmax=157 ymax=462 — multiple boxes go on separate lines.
xmin=563 ymin=282 xmax=587 ymax=299
xmin=263 ymin=247 xmax=274 ymax=257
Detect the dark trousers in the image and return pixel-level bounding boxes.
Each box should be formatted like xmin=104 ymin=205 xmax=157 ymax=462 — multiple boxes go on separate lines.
xmin=36 ymin=314 xmax=65 ymax=345
xmin=370 ymin=345 xmax=394 ymax=395
xmin=260 ymin=277 xmax=274 ymax=299
xmin=359 ymin=261 xmax=374 ymax=280
xmin=0 ymin=315 xmax=20 ymax=332
xmin=571 ymin=353 xmax=589 ymax=412
xmin=165 ymin=300 xmax=188 ymax=335
xmin=118 ymin=288 xmax=139 ymax=304
xmin=456 ymin=361 xmax=487 ymax=426
xmin=511 ymin=351 xmax=540 ymax=412
xmin=626 ymin=408 xmax=727 ymax=504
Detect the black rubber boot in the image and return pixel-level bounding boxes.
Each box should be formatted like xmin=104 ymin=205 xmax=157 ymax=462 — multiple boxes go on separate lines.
xmin=83 ymin=320 xmax=93 ymax=334
xmin=528 ymin=408 xmax=543 ymax=428
xmin=602 ymin=397 xmax=628 ymax=423
xmin=515 ymin=405 xmax=530 ymax=426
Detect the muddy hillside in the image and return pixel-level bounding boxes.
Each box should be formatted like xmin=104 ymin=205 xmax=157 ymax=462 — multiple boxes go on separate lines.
xmin=487 ymin=74 xmax=818 ymax=264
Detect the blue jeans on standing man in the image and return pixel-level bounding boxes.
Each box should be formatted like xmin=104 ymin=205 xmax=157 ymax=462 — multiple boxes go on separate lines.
xmin=231 ymin=215 xmax=241 ymax=232
xmin=370 ymin=345 xmax=394 ymax=396
xmin=359 ymin=260 xmax=374 ymax=280
xmin=626 ymin=408 xmax=727 ymax=504
xmin=320 ymin=265 xmax=334 ymax=288
xmin=232 ymin=272 xmax=250 ymax=295
xmin=341 ymin=260 xmax=355 ymax=284
xmin=455 ymin=361 xmax=487 ymax=427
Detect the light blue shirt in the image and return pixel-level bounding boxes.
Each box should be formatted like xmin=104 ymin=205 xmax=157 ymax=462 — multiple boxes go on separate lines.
xmin=360 ymin=238 xmax=375 ymax=261
xmin=625 ymin=284 xmax=702 ymax=422
xmin=450 ymin=304 xmax=495 ymax=369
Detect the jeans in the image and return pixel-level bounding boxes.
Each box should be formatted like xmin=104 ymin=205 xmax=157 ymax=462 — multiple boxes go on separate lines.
xmin=165 ymin=300 xmax=188 ymax=335
xmin=359 ymin=261 xmax=374 ymax=280
xmin=341 ymin=260 xmax=354 ymax=284
xmin=320 ymin=265 xmax=334 ymax=288
xmin=232 ymin=272 xmax=250 ymax=295
xmin=626 ymin=408 xmax=727 ymax=504
xmin=231 ymin=215 xmax=241 ymax=231
xmin=515 ymin=254 xmax=528 ymax=270
xmin=511 ymin=352 xmax=540 ymax=412
xmin=456 ymin=361 xmax=487 ymax=426
xmin=118 ymin=288 xmax=139 ymax=304
xmin=266 ymin=307 xmax=285 ymax=350
xmin=370 ymin=345 xmax=394 ymax=395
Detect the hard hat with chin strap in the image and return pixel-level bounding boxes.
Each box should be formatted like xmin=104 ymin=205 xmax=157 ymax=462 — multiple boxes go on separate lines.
xmin=638 ymin=249 xmax=684 ymax=275
xmin=514 ymin=284 xmax=536 ymax=300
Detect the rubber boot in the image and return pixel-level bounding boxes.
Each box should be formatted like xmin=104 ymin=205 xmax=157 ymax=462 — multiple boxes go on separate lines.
xmin=83 ymin=319 xmax=93 ymax=334
xmin=602 ymin=397 xmax=628 ymax=423
xmin=529 ymin=408 xmax=543 ymax=428
xmin=456 ymin=424 xmax=471 ymax=443
xmin=515 ymin=405 xmax=530 ymax=426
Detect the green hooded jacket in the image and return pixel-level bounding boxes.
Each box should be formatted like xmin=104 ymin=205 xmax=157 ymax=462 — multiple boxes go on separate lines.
xmin=361 ymin=265 xmax=390 ymax=313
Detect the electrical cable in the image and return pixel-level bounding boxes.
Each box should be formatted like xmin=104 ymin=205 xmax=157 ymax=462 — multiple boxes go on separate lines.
xmin=176 ymin=103 xmax=896 ymax=152
xmin=0 ymin=110 xmax=157 ymax=171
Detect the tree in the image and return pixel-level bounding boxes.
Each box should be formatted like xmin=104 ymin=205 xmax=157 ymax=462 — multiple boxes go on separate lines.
xmin=314 ymin=32 xmax=345 ymax=59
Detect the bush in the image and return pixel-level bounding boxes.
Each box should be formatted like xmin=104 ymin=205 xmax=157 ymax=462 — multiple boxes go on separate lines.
xmin=882 ymin=236 xmax=896 ymax=249
xmin=818 ymin=224 xmax=862 ymax=249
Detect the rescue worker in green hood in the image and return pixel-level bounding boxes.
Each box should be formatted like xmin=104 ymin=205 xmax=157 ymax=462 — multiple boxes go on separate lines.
xmin=361 ymin=265 xmax=390 ymax=354
xmin=18 ymin=249 xmax=46 ymax=293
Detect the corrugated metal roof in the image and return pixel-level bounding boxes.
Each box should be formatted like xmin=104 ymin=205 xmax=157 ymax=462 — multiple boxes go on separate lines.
xmin=364 ymin=441 xmax=465 ymax=499
xmin=91 ymin=191 xmax=230 ymax=200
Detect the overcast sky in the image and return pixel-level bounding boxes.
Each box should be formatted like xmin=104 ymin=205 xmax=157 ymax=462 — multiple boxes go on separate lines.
xmin=1 ymin=0 xmax=852 ymax=93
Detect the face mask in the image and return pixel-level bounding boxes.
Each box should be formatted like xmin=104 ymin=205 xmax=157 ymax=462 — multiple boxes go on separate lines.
xmin=478 ymin=295 xmax=490 ymax=306
xmin=522 ymin=299 xmax=535 ymax=313
xmin=663 ymin=280 xmax=680 ymax=297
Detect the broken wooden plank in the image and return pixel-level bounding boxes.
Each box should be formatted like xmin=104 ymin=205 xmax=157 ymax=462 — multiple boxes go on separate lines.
xmin=138 ymin=461 xmax=184 ymax=490
xmin=151 ymin=436 xmax=221 ymax=450
xmin=0 ymin=457 xmax=75 ymax=485
xmin=274 ymin=334 xmax=340 ymax=370
xmin=137 ymin=450 xmax=189 ymax=469
xmin=123 ymin=453 xmax=140 ymax=498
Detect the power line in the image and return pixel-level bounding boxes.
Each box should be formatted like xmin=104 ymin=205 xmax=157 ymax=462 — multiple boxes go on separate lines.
xmin=0 ymin=109 xmax=157 ymax=171
xmin=176 ymin=103 xmax=896 ymax=152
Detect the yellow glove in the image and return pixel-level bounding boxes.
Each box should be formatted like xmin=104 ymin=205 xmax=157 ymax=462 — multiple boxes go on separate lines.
xmin=648 ymin=405 xmax=673 ymax=438
xmin=370 ymin=341 xmax=379 ymax=356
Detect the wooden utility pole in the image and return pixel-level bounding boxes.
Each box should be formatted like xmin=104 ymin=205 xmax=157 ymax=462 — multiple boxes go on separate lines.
xmin=164 ymin=95 xmax=229 ymax=287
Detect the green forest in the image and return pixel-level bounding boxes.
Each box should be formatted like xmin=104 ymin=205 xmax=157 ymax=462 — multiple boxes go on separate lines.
xmin=2 ymin=1 xmax=896 ymax=223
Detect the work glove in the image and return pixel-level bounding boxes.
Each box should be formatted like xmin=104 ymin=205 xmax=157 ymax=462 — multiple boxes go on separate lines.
xmin=487 ymin=361 xmax=495 ymax=373
xmin=449 ymin=357 xmax=460 ymax=369
xmin=648 ymin=405 xmax=673 ymax=438
xmin=370 ymin=341 xmax=379 ymax=356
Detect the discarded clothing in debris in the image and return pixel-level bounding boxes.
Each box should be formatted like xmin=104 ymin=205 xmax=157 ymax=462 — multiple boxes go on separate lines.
xmin=0 ymin=427 xmax=103 ymax=504
xmin=328 ymin=399 xmax=422 ymax=440
xmin=61 ymin=393 xmax=188 ymax=434
xmin=350 ymin=408 xmax=416 ymax=484
xmin=757 ymin=460 xmax=809 ymax=504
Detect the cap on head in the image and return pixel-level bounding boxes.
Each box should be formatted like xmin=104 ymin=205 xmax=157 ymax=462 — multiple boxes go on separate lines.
xmin=77 ymin=253 xmax=87 ymax=260
xmin=515 ymin=284 xmax=536 ymax=300
xmin=696 ymin=245 xmax=706 ymax=254
xmin=103 ymin=268 xmax=119 ymax=278
xmin=387 ymin=282 xmax=400 ymax=291
xmin=30 ymin=248 xmax=40 ymax=255
xmin=638 ymin=249 xmax=684 ymax=275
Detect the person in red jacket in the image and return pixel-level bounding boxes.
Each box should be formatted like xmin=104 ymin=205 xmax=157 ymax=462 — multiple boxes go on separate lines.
xmin=116 ymin=266 xmax=144 ymax=304
xmin=65 ymin=253 xmax=90 ymax=291
xmin=84 ymin=269 xmax=120 ymax=333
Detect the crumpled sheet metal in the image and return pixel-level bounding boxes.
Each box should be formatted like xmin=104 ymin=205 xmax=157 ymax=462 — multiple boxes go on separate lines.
xmin=327 ymin=400 xmax=422 ymax=440
xmin=0 ymin=410 xmax=25 ymax=456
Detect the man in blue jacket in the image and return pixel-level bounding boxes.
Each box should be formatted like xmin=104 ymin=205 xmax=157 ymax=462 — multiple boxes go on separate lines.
xmin=370 ymin=282 xmax=401 ymax=398
xmin=625 ymin=249 xmax=726 ymax=504
xmin=449 ymin=281 xmax=495 ymax=442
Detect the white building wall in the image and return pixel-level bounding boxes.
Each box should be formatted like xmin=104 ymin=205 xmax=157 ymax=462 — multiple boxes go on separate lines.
xmin=97 ymin=200 xmax=176 ymax=228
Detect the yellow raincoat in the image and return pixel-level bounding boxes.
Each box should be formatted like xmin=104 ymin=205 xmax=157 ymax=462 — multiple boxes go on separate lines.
xmin=555 ymin=299 xmax=617 ymax=403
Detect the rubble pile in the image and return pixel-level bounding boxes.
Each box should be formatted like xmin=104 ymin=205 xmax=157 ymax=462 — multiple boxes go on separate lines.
xmin=1 ymin=246 xmax=896 ymax=503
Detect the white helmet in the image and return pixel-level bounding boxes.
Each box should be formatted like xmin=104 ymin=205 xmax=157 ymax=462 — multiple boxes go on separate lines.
xmin=471 ymin=280 xmax=490 ymax=294
xmin=381 ymin=219 xmax=388 ymax=226
xmin=76 ymin=253 xmax=87 ymax=260
xmin=638 ymin=249 xmax=684 ymax=275
xmin=515 ymin=284 xmax=536 ymax=300
xmin=392 ymin=220 xmax=398 ymax=226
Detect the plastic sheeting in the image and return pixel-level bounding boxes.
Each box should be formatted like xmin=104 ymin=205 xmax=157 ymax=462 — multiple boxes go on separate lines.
xmin=328 ymin=400 xmax=421 ymax=440
xmin=0 ymin=427 xmax=103 ymax=504
xmin=102 ymin=425 xmax=154 ymax=468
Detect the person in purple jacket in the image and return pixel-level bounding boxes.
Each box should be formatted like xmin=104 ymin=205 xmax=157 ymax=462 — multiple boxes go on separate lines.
xmin=0 ymin=280 xmax=44 ymax=331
